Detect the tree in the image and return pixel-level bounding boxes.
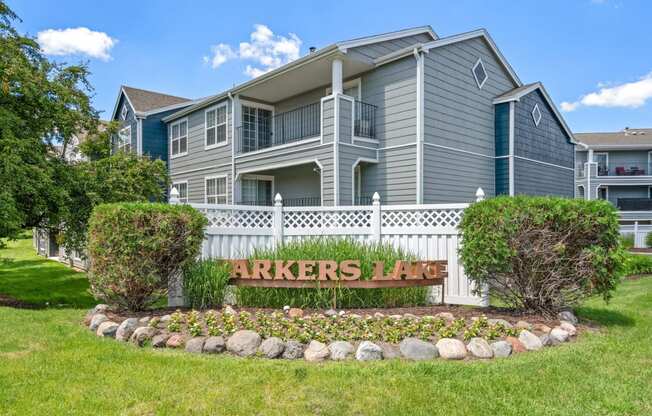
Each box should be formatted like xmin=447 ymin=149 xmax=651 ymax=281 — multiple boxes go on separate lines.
xmin=78 ymin=121 xmax=119 ymax=161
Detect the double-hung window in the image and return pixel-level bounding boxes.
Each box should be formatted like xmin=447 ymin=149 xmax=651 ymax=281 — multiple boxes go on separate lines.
xmin=170 ymin=119 xmax=188 ymax=157
xmin=205 ymin=176 xmax=227 ymax=204
xmin=172 ymin=181 xmax=188 ymax=203
xmin=205 ymin=104 xmax=228 ymax=148
xmin=241 ymin=104 xmax=272 ymax=152
xmin=117 ymin=126 xmax=131 ymax=152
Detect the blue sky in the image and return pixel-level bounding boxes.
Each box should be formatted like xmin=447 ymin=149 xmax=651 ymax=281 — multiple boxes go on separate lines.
xmin=9 ymin=0 xmax=652 ymax=132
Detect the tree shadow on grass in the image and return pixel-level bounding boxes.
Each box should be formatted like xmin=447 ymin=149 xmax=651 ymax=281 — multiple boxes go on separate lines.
xmin=577 ymin=307 xmax=635 ymax=328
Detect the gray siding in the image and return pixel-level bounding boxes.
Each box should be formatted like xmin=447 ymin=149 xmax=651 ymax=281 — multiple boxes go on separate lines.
xmin=339 ymin=97 xmax=352 ymax=144
xmin=274 ymin=87 xmax=325 ymax=114
xmin=259 ymin=164 xmax=321 ymax=201
xmin=608 ymin=186 xmax=649 ymax=207
xmin=338 ymin=143 xmax=377 ymax=205
xmin=363 ymin=145 xmax=416 ymax=204
xmin=348 ymin=33 xmax=433 ymax=61
xmin=322 ymin=97 xmax=335 ymax=144
xmin=112 ymin=94 xmax=138 ymax=153
xmin=513 ymin=158 xmax=574 ymax=197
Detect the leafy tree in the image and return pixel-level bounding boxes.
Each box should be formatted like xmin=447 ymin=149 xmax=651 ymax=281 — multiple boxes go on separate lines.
xmin=78 ymin=121 xmax=119 ymax=161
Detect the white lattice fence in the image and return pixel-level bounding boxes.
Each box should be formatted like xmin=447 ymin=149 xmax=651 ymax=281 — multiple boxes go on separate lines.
xmin=175 ymin=191 xmax=487 ymax=307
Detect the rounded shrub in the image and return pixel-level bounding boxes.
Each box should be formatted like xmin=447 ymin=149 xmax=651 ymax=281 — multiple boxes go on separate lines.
xmin=87 ymin=203 xmax=207 ymax=311
xmin=459 ymin=196 xmax=623 ymax=315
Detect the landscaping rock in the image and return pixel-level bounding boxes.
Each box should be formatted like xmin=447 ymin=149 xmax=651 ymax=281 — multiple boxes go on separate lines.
xmin=282 ymin=340 xmax=305 ymax=360
xmin=115 ymin=318 xmax=139 ymax=342
xmin=558 ymin=310 xmax=578 ymax=325
xmin=226 ymin=330 xmax=261 ymax=357
xmin=159 ymin=314 xmax=171 ymax=323
xmin=166 ymin=334 xmax=185 ymax=348
xmin=435 ymin=338 xmax=467 ymax=360
xmin=185 ymin=337 xmax=206 ymax=353
xmin=518 ymin=330 xmax=543 ymax=351
xmin=349 ymin=314 xmax=362 ymax=319
xmin=466 ymin=337 xmax=493 ymax=359
xmin=259 ymin=337 xmax=285 ymax=359
xmin=355 ymin=341 xmax=383 ymax=361
xmin=288 ymin=308 xmax=303 ymax=319
xmin=130 ymin=326 xmax=156 ymax=346
xmin=328 ymin=341 xmax=355 ymax=360
xmin=534 ymin=323 xmax=552 ymax=333
xmin=379 ymin=342 xmax=400 ymax=359
xmin=304 ymin=340 xmax=330 ymax=362
xmin=488 ymin=318 xmax=513 ymax=328
xmin=151 ymin=333 xmax=170 ymax=348
xmin=374 ymin=312 xmax=385 ymax=318
xmin=89 ymin=314 xmax=108 ymax=331
xmin=139 ymin=316 xmax=151 ymax=325
xmin=325 ymin=309 xmax=337 ymax=317
xmin=399 ymin=338 xmax=438 ymax=360
xmin=559 ymin=321 xmax=577 ymax=336
xmin=505 ymin=336 xmax=526 ymax=353
xmin=203 ymin=336 xmax=226 ymax=354
xmin=540 ymin=334 xmax=552 ymax=346
xmin=549 ymin=327 xmax=570 ymax=344
xmin=491 ymin=341 xmax=512 ymax=358
xmin=389 ymin=314 xmax=403 ymax=320
xmin=515 ymin=321 xmax=532 ymax=331
xmin=403 ymin=313 xmax=418 ymax=320
xmin=96 ymin=321 xmax=119 ymax=338
xmin=435 ymin=312 xmax=455 ymax=322
xmin=223 ymin=305 xmax=236 ymax=315
xmin=84 ymin=304 xmax=109 ymax=325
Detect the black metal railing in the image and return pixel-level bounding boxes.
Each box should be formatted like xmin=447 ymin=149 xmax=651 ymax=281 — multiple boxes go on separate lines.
xmin=354 ymin=101 xmax=376 ymax=139
xmin=236 ymin=197 xmax=322 ymax=207
xmin=617 ymin=198 xmax=652 ymax=211
xmin=354 ymin=195 xmax=374 ymax=206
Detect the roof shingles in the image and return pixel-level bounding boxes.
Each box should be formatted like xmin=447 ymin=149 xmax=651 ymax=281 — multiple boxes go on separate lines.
xmin=122 ymin=86 xmax=190 ymax=113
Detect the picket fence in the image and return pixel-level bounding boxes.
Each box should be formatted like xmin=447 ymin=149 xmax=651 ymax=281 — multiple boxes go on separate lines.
xmin=619 ymin=211 xmax=652 ymax=248
xmin=171 ymin=188 xmax=488 ymax=307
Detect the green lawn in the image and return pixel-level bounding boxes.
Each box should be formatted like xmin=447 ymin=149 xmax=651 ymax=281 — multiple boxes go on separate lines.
xmin=1 ymin=235 xmax=651 ymax=415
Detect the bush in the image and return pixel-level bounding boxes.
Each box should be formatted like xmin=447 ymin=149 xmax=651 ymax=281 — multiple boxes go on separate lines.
xmin=622 ymin=253 xmax=652 ymax=276
xmin=459 ymin=196 xmax=623 ymax=315
xmin=87 ymin=203 xmax=207 ymax=311
xmin=235 ymin=238 xmax=427 ymax=309
xmin=645 ymin=232 xmax=652 ymax=248
xmin=621 ymin=234 xmax=635 ymax=250
xmin=183 ymin=259 xmax=232 ymax=309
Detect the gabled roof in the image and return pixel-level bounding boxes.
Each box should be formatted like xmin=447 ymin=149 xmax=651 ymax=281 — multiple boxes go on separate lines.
xmin=493 ymin=82 xmax=576 ymax=144
xmin=575 ymin=128 xmax=652 ymax=148
xmin=110 ymin=85 xmax=192 ymax=120
xmin=336 ymin=26 xmax=437 ymax=51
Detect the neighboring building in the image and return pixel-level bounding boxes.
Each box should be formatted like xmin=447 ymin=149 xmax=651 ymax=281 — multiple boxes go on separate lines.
xmin=156 ymin=26 xmax=575 ymax=206
xmin=575 ymin=128 xmax=652 ymax=210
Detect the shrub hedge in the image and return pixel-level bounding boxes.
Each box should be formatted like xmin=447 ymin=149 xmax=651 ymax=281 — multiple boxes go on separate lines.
xmin=459 ymin=196 xmax=623 ymax=315
xmin=622 ymin=253 xmax=652 ymax=276
xmin=87 ymin=203 xmax=206 ymax=311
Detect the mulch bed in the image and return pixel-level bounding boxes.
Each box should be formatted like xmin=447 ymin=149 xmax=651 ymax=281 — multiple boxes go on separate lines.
xmin=0 ymin=294 xmax=39 ymax=309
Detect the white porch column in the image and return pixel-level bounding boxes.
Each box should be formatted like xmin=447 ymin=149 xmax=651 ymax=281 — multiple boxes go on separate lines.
xmin=331 ymin=58 xmax=343 ymax=95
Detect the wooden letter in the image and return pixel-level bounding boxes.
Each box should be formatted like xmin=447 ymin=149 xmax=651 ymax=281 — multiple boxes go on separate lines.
xmin=372 ymin=261 xmax=392 ymax=280
xmin=297 ymin=261 xmax=316 ymax=280
xmin=339 ymin=260 xmax=361 ymax=280
xmin=252 ymin=260 xmax=273 ymax=280
xmin=391 ymin=261 xmax=414 ymax=280
xmin=409 ymin=261 xmax=427 ymax=280
xmin=274 ymin=260 xmax=296 ymax=280
xmin=318 ymin=260 xmax=339 ymax=280
xmin=231 ymin=260 xmax=251 ymax=279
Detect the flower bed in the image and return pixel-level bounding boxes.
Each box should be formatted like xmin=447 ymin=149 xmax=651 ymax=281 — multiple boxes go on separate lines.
xmin=85 ymin=305 xmax=580 ymax=361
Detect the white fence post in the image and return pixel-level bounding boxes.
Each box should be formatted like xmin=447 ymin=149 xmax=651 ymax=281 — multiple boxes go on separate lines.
xmin=634 ymin=220 xmax=640 ymax=248
xmin=170 ymin=186 xmax=180 ymax=204
xmin=475 ymin=187 xmax=485 ymax=202
xmin=371 ymin=192 xmax=381 ymax=243
xmin=273 ymin=193 xmax=284 ymax=246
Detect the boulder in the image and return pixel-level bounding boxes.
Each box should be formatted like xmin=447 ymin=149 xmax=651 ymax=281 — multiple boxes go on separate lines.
xmin=378 ymin=342 xmax=401 ymax=359
xmin=355 ymin=341 xmax=383 ymax=361
xmin=139 ymin=316 xmax=151 ymax=325
xmin=558 ymin=310 xmax=578 ymax=325
xmin=185 ymin=337 xmax=206 ymax=353
xmin=96 ymin=321 xmax=119 ymax=338
xmin=488 ymin=318 xmax=513 ymax=328
xmin=203 ymin=336 xmax=226 ymax=354
xmin=559 ymin=321 xmax=577 ymax=336
xmin=130 ymin=326 xmax=157 ymax=346
xmin=328 ymin=341 xmax=355 ymax=361
xmin=399 ymin=338 xmax=438 ymax=360
xmin=403 ymin=313 xmax=418 ymax=320
xmin=389 ymin=314 xmax=403 ymax=320
xmin=89 ymin=314 xmax=108 ymax=331
xmin=435 ymin=338 xmax=467 ymax=360
xmin=226 ymin=330 xmax=261 ymax=357
xmin=534 ymin=323 xmax=552 ymax=333
xmin=304 ymin=340 xmax=330 ymax=362
xmin=518 ymin=330 xmax=543 ymax=351
xmin=282 ymin=340 xmax=305 ymax=360
xmin=549 ymin=327 xmax=570 ymax=344
xmin=159 ymin=314 xmax=172 ymax=323
xmin=166 ymin=334 xmax=185 ymax=348
xmin=435 ymin=312 xmax=455 ymax=322
xmin=288 ymin=308 xmax=303 ymax=319
xmin=223 ymin=305 xmax=237 ymax=315
xmin=84 ymin=304 xmax=109 ymax=325
xmin=115 ymin=318 xmax=140 ymax=342
xmin=325 ymin=309 xmax=337 ymax=317
xmin=373 ymin=312 xmax=385 ymax=318
xmin=491 ymin=340 xmax=513 ymax=358
xmin=505 ymin=336 xmax=526 ymax=353
xmin=540 ymin=334 xmax=552 ymax=346
xmin=515 ymin=321 xmax=532 ymax=331
xmin=151 ymin=333 xmax=170 ymax=348
xmin=259 ymin=337 xmax=285 ymax=359
xmin=466 ymin=337 xmax=493 ymax=359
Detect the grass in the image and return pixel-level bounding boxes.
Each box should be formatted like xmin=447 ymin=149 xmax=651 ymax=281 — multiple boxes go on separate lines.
xmin=1 ymin=234 xmax=652 ymax=415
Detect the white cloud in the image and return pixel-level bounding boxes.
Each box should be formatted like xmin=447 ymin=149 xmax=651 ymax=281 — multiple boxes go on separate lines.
xmin=561 ymin=72 xmax=652 ymax=112
xmin=205 ymin=24 xmax=302 ymax=78
xmin=37 ymin=27 xmax=116 ymax=61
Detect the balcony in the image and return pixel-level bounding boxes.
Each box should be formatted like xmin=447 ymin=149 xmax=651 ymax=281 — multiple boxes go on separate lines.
xmin=236 ymin=196 xmax=321 ymax=207
xmin=597 ymin=162 xmax=651 ymax=177
xmin=617 ymin=198 xmax=652 ymax=211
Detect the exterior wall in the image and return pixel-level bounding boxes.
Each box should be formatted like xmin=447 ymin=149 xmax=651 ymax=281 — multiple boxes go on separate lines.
xmin=112 ymin=94 xmax=138 ymax=153
xmin=494 ymin=103 xmax=510 ymax=196
xmin=363 ymin=145 xmax=417 ymax=204
xmin=347 ymin=33 xmax=433 ymax=61
xmin=258 ymin=163 xmax=321 ymax=201
xmin=513 ymin=158 xmax=574 ymax=197
xmin=141 ymin=107 xmax=188 ymax=162
xmin=274 ymin=86 xmax=325 ymax=114
xmin=607 ymin=185 xmax=648 ymax=206
xmin=338 ymin=143 xmax=377 ymax=205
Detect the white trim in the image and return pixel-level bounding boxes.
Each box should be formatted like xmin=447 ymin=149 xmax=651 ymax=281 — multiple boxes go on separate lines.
xmin=508 ymin=102 xmax=515 ymax=196
xmin=315 ymin=159 xmax=324 ymax=206
xmin=580 ymin=144 xmax=652 ymax=150
xmin=240 ymin=100 xmax=275 ymax=154
xmin=351 ymin=157 xmax=379 ymax=204
xmin=333 ymin=94 xmax=340 ymax=206
xmin=423 ymin=142 xmax=493 ymax=159
xmin=472 ymin=57 xmax=488 ymax=89
xmin=234 ymin=137 xmax=321 ymax=159
xmin=241 ymin=174 xmax=275 ymax=204
xmin=340 ymin=141 xmax=379 ymax=151
xmin=230 ymin=94 xmax=236 ymax=202
xmin=235 ymin=158 xmax=323 ymax=178
xmin=415 ymin=49 xmax=424 ymax=203
xmin=337 ymin=26 xmax=438 ymax=51
xmin=120 ymin=104 xmax=128 ymax=120
xmin=204 ymin=175 xmax=228 ymax=204
xmin=379 ymin=142 xmax=417 ymax=152
xmin=171 ymin=180 xmax=189 ymax=203
xmin=136 ymin=118 xmax=143 ymax=155
xmin=204 ymin=102 xmax=229 ymax=150
xmin=169 ymin=117 xmax=189 ymax=159
xmin=596 ymin=185 xmax=609 ymax=201
xmin=117 ymin=125 xmax=132 ymax=152
xmin=595 ymin=152 xmax=609 ymax=177
xmin=111 ymin=87 xmax=136 ymax=121
xmin=531 ymin=103 xmax=542 ymax=127
xmin=353 ymin=137 xmax=379 ymax=145
xmin=138 ymin=100 xmax=196 ymax=117
xmin=576 ymin=184 xmax=585 ymax=199
xmin=514 ymin=155 xmax=575 ymax=171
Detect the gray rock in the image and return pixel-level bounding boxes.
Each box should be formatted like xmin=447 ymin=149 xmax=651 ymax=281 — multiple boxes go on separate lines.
xmin=325 ymin=309 xmax=338 ymax=317
xmin=559 ymin=321 xmax=577 ymax=336
xmin=379 ymin=342 xmax=401 ymax=359
xmin=435 ymin=312 xmax=455 ymax=322
xmin=159 ymin=314 xmax=171 ymax=323
xmin=130 ymin=326 xmax=157 ymax=346
xmin=226 ymin=330 xmax=261 ymax=357
xmin=518 ymin=330 xmax=543 ymax=351
xmin=304 ymin=340 xmax=330 ymax=362
xmin=328 ymin=341 xmax=355 ymax=360
xmin=203 ymin=336 xmax=226 ymax=354
xmin=549 ymin=327 xmax=570 ymax=344
xmin=139 ymin=316 xmax=151 ymax=325
xmin=491 ymin=341 xmax=512 ymax=358
xmin=259 ymin=337 xmax=285 ymax=359
xmin=515 ymin=320 xmax=532 ymax=331
xmin=355 ymin=341 xmax=383 ymax=361
xmin=399 ymin=338 xmax=438 ymax=360
xmin=115 ymin=318 xmax=139 ymax=342
xmin=151 ymin=333 xmax=170 ymax=348
xmin=466 ymin=337 xmax=493 ymax=359
xmin=89 ymin=314 xmax=108 ymax=331
xmin=436 ymin=338 xmax=467 ymax=360
xmin=282 ymin=340 xmax=305 ymax=360
xmin=488 ymin=318 xmax=513 ymax=328
xmin=540 ymin=334 xmax=552 ymax=346
xmin=185 ymin=337 xmax=206 ymax=353
xmin=96 ymin=321 xmax=119 ymax=338
xmin=91 ymin=304 xmax=110 ymax=314
xmin=558 ymin=310 xmax=578 ymax=325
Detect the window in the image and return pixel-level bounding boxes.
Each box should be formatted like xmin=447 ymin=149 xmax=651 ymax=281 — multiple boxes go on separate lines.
xmin=532 ymin=103 xmax=542 ymax=126
xmin=170 ymin=119 xmax=188 ymax=157
xmin=205 ymin=104 xmax=228 ymax=148
xmin=205 ymin=176 xmax=227 ymax=204
xmin=597 ymin=187 xmax=608 ymax=201
xmin=120 ymin=104 xmax=128 ymax=120
xmin=172 ymin=181 xmax=188 ymax=203
xmin=241 ymin=104 xmax=272 ymax=152
xmin=595 ymin=152 xmax=608 ymax=176
xmin=241 ymin=176 xmax=273 ymax=205
xmin=472 ymin=58 xmax=488 ymax=89
xmin=117 ymin=126 xmax=131 ymax=152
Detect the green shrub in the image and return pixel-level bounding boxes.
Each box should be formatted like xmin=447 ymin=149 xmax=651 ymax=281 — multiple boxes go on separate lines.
xmin=622 ymin=253 xmax=652 ymax=276
xmin=87 ymin=203 xmax=207 ymax=311
xmin=235 ymin=238 xmax=427 ymax=309
xmin=645 ymin=232 xmax=652 ymax=248
xmin=183 ymin=259 xmax=231 ymax=309
xmin=621 ymin=234 xmax=635 ymax=250
xmin=459 ymin=196 xmax=623 ymax=315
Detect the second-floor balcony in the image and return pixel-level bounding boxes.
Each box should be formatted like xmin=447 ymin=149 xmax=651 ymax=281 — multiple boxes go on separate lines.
xmin=576 ymin=161 xmax=652 ymax=178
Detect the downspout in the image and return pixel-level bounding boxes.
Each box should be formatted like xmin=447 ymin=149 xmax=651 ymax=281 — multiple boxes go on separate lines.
xmin=228 ymin=92 xmax=235 ymax=204
xmin=413 ymin=47 xmax=424 ymax=204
